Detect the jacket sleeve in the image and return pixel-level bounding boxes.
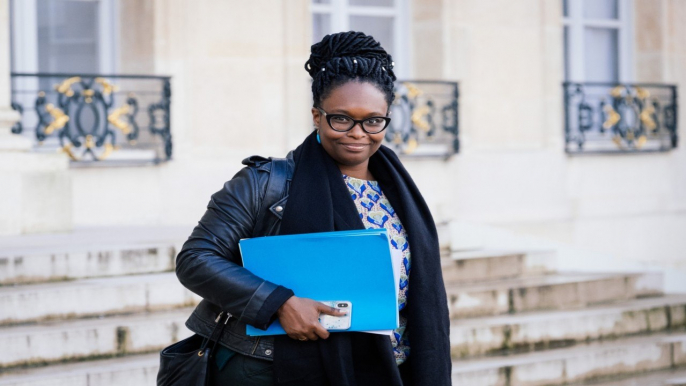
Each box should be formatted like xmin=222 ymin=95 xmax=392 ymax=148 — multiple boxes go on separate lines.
xmin=175 ymin=166 xmax=294 ymax=330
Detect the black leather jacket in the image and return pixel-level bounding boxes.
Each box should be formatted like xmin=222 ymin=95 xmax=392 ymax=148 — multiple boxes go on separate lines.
xmin=176 ymin=151 xmax=295 ymax=361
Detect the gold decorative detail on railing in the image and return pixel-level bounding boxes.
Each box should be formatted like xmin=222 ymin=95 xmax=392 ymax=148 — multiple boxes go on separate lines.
xmin=635 ymin=87 xmax=650 ymax=100
xmin=636 ymin=135 xmax=648 ymax=148
xmin=85 ymin=135 xmax=95 ymax=149
xmin=611 ymin=135 xmax=622 ymax=148
xmin=55 ymin=77 xmax=81 ymax=97
xmin=61 ymin=136 xmax=117 ymax=161
xmin=108 ymin=105 xmax=132 ymax=135
xmin=54 ymin=77 xmax=118 ymax=100
xmin=411 ymin=105 xmax=431 ymax=132
xmin=405 ymin=139 xmax=418 ymax=154
xmin=639 ymin=103 xmax=657 ymax=130
xmin=95 ymin=77 xmax=118 ymax=95
xmin=44 ymin=104 xmax=69 ymax=135
xmin=610 ymin=86 xmax=623 ymax=98
xmin=602 ymin=104 xmax=620 ymax=129
xmin=100 ymin=143 xmax=115 ymax=160
xmin=403 ymin=83 xmax=423 ymax=99
xmin=82 ymin=89 xmax=94 ymax=103
xmin=60 ymin=143 xmax=78 ymax=161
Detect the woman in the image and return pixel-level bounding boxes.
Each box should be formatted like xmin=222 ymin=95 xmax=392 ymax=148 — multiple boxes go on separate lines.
xmin=175 ymin=31 xmax=451 ymax=386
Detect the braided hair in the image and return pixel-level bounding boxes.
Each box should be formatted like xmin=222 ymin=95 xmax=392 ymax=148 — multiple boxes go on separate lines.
xmin=305 ymin=31 xmax=397 ymax=108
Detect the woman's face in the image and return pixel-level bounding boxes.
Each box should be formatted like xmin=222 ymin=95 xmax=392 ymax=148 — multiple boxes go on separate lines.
xmin=312 ymin=81 xmax=389 ymax=169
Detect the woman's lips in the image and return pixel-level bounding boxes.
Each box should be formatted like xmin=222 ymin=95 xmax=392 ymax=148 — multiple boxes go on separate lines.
xmin=340 ymin=143 xmax=369 ymax=152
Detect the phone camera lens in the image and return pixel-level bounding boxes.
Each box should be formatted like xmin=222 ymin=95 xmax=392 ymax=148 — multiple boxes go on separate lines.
xmin=338 ymin=303 xmax=348 ymax=307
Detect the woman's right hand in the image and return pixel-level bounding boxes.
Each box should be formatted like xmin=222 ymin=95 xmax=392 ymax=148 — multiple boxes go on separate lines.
xmin=277 ymin=296 xmax=347 ymax=341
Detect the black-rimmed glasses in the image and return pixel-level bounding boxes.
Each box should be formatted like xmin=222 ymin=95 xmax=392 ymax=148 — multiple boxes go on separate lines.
xmin=316 ymin=107 xmax=391 ymax=134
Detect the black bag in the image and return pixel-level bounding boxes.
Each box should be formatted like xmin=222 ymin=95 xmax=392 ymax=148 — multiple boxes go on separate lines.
xmin=157 ymin=312 xmax=231 ymax=386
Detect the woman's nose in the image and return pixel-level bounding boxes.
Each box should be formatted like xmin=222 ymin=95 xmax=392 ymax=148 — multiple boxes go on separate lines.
xmin=347 ymin=122 xmax=366 ymax=139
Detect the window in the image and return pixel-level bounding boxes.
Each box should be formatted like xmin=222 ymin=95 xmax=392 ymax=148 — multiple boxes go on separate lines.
xmin=311 ymin=0 xmax=410 ymax=78
xmin=10 ymin=0 xmax=118 ymax=141
xmin=563 ymin=0 xmax=633 ymax=82
xmin=10 ymin=0 xmax=118 ymax=75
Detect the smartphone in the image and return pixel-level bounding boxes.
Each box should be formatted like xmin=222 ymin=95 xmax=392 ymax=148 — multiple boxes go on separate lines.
xmin=318 ymin=301 xmax=352 ymax=330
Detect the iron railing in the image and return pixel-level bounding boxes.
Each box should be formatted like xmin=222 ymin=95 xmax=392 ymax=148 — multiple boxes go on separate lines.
xmin=388 ymin=80 xmax=459 ymax=157
xmin=11 ymin=73 xmax=172 ymax=164
xmin=10 ymin=74 xmax=458 ymax=162
xmin=563 ymin=82 xmax=678 ymax=154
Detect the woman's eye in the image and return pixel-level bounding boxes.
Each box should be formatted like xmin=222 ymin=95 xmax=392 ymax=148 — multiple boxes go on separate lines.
xmin=332 ymin=116 xmax=351 ymax=123
xmin=366 ymin=118 xmax=383 ymax=125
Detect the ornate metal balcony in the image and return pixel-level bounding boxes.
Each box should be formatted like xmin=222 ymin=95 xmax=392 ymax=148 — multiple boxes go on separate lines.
xmin=563 ymin=82 xmax=678 ymax=154
xmin=10 ymin=73 xmax=171 ymax=164
xmin=388 ymin=80 xmax=459 ymax=157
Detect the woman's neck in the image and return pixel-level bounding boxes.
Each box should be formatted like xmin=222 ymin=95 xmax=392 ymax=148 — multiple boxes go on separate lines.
xmin=338 ymin=162 xmax=374 ymax=180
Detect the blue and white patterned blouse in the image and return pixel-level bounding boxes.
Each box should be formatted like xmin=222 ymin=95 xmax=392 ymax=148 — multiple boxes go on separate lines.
xmin=342 ymin=174 xmax=410 ymax=366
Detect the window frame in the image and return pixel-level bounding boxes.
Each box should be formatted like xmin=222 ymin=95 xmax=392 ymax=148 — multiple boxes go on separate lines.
xmin=311 ymin=0 xmax=411 ymax=78
xmin=562 ymin=0 xmax=634 ymax=83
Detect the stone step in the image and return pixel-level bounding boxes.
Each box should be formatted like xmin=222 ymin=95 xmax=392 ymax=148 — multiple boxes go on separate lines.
xmin=447 ymin=271 xmax=663 ymax=318
xmin=0 ymin=226 xmax=191 ymax=285
xmin=451 ymin=294 xmax=686 ymax=358
xmin=1 ymin=349 xmax=684 ymax=386
xmin=0 ymin=308 xmax=194 ymax=368
xmin=576 ymin=368 xmax=686 ymax=385
xmin=0 ymin=246 xmax=176 ymax=286
xmin=441 ymin=249 xmax=555 ymax=284
xmin=0 ymin=353 xmax=160 ymax=386
xmin=0 ymin=272 xmax=200 ymax=325
xmin=452 ymin=332 xmax=686 ymax=386
xmin=667 ymin=377 xmax=686 ymax=386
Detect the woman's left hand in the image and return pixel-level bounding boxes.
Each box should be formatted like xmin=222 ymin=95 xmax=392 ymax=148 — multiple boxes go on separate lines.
xmin=277 ymin=296 xmax=347 ymax=341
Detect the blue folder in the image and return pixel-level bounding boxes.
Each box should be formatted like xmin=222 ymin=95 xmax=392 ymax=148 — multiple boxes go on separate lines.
xmin=239 ymin=228 xmax=398 ymax=336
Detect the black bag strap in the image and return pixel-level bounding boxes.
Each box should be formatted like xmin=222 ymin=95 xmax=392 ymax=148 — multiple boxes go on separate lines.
xmin=253 ymin=157 xmax=289 ymax=236
xmin=199 ymin=312 xmax=232 ymax=358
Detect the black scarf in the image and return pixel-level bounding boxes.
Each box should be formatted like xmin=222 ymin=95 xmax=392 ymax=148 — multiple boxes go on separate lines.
xmin=273 ymin=132 xmax=451 ymax=386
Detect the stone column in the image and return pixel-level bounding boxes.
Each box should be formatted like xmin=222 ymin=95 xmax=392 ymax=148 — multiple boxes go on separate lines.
xmin=0 ymin=0 xmax=72 ymax=235
xmin=0 ymin=0 xmax=21 ymax=148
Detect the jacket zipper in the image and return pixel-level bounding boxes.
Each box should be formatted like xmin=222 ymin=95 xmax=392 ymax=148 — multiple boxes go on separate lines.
xmin=219 ymin=311 xmax=260 ymax=355
xmin=251 ymin=337 xmax=261 ymax=355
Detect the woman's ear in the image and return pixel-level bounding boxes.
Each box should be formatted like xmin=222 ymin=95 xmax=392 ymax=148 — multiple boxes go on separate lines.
xmin=311 ymin=107 xmax=321 ymax=128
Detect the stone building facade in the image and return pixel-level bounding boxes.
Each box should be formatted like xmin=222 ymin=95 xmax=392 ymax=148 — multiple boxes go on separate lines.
xmin=1 ymin=0 xmax=685 ymax=284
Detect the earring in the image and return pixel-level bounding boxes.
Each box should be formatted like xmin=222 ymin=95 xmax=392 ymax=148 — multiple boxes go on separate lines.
xmin=316 ymin=129 xmax=321 ymax=144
